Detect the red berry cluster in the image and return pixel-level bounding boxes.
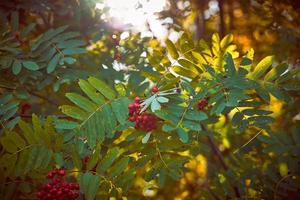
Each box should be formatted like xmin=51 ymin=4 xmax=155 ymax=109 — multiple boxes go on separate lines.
xmin=128 ymin=97 xmax=158 ymax=131
xmin=198 ymin=97 xmax=209 ymax=110
xmin=37 ymin=169 xmax=79 ymax=200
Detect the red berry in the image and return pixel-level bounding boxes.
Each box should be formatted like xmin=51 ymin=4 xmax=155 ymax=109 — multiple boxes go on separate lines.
xmin=129 ymin=116 xmax=136 ymax=122
xmin=47 ymin=172 xmax=53 ymax=179
xmin=151 ymin=86 xmax=159 ymax=94
xmin=83 ymin=156 xmax=90 ymax=163
xmin=58 ymin=169 xmax=65 ymax=176
xmin=134 ymin=103 xmax=140 ymax=108
xmin=198 ymin=98 xmax=209 ymax=110
xmin=128 ymin=103 xmax=135 ymax=110
xmin=134 ymin=96 xmax=141 ymax=103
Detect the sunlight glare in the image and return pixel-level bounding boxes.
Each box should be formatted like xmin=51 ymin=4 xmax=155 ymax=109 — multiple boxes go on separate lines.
xmin=96 ymin=0 xmax=168 ymax=39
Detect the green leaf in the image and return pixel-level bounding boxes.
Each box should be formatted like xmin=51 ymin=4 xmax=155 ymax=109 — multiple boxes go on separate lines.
xmin=61 ymin=57 xmax=76 ymax=64
xmin=22 ymin=61 xmax=39 ymax=71
xmin=182 ymin=120 xmax=202 ymax=131
xmin=21 ymin=23 xmax=36 ymax=37
xmin=249 ymin=56 xmax=274 ymax=80
xmin=78 ymin=79 xmax=105 ymax=105
xmin=142 ymin=132 xmax=151 ymax=144
xmin=151 ymin=99 xmax=161 ymax=112
xmin=0 ymin=135 xmax=17 ymax=153
xmin=264 ymin=63 xmax=288 ymax=82
xmin=249 ymin=116 xmax=275 ymax=125
xmin=185 ymin=110 xmax=208 ymax=121
xmin=0 ymin=102 xmax=19 ymax=115
xmin=18 ymin=120 xmax=37 ymax=144
xmin=192 ymin=51 xmax=207 ymax=64
xmin=242 ymin=109 xmax=272 ymax=116
xmin=211 ymin=99 xmax=226 ymax=115
xmin=65 ymin=93 xmax=98 ymax=113
xmin=176 ymin=128 xmax=189 ymax=143
xmin=54 ymin=119 xmax=78 ymax=130
xmin=60 ymin=105 xmax=88 ymax=120
xmin=157 ymin=96 xmax=169 ymax=103
xmin=101 ymin=104 xmax=117 ymax=138
xmin=172 ymin=65 xmax=197 ymax=78
xmin=62 ymin=48 xmax=86 ymax=55
xmin=87 ymin=145 xmax=101 ymax=170
xmin=0 ymin=93 xmax=12 ymax=105
xmin=220 ymin=34 xmax=233 ymax=49
xmin=162 ymin=124 xmax=176 ymax=132
xmin=227 ymin=89 xmax=249 ymax=107
xmin=108 ymin=156 xmax=130 ymax=178
xmin=224 ymin=53 xmax=236 ymax=75
xmin=265 ymin=82 xmax=290 ymax=102
xmin=255 ymin=86 xmax=270 ymax=102
xmin=240 ymin=57 xmax=252 ymax=67
xmin=211 ymin=33 xmax=220 ymax=55
xmin=88 ymin=77 xmax=116 ymax=100
xmin=97 ymin=147 xmax=119 ymax=173
xmin=79 ymin=172 xmax=101 ymax=200
xmin=71 ymin=145 xmax=82 ymax=169
xmin=47 ymin=54 xmax=61 ymax=73
xmin=232 ymin=112 xmax=244 ymax=126
xmin=165 ymin=39 xmax=179 ymax=59
xmin=12 ymin=60 xmax=22 ymax=75
xmin=57 ymin=39 xmax=86 ymax=49
xmin=279 ymin=163 xmax=288 ymax=177
xmin=111 ymin=98 xmax=130 ymax=124
xmin=282 ymin=82 xmax=300 ymax=91
xmin=178 ymin=59 xmax=200 ymax=74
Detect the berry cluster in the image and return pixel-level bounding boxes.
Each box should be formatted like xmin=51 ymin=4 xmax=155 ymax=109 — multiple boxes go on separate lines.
xmin=37 ymin=169 xmax=79 ymax=200
xmin=198 ymin=98 xmax=209 ymax=110
xmin=128 ymin=97 xmax=158 ymax=131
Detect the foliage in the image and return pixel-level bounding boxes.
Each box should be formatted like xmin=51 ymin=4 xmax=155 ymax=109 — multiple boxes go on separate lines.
xmin=0 ymin=1 xmax=300 ymax=200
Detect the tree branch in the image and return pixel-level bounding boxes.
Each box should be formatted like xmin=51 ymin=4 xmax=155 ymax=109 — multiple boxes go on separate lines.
xmin=202 ymin=125 xmax=241 ymax=198
xmin=0 ymin=85 xmax=59 ymax=106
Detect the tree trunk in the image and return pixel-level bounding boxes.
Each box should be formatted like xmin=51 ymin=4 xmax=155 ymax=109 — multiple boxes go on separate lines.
xmin=218 ymin=0 xmax=225 ymax=37
xmin=194 ymin=0 xmax=206 ymax=40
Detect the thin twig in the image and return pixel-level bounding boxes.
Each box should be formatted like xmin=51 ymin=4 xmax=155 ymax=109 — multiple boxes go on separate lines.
xmin=0 ymin=85 xmax=59 ymax=106
xmin=26 ymin=89 xmax=59 ymax=106
xmin=154 ymin=140 xmax=169 ymax=169
xmin=274 ymin=174 xmax=296 ymax=200
xmin=233 ymin=129 xmax=263 ymax=154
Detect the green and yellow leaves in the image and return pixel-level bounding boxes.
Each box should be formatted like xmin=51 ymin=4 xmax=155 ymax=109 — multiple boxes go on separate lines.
xmin=165 ymin=39 xmax=179 ymax=59
xmin=248 ymin=56 xmax=274 ymax=80
xmin=264 ymin=63 xmax=288 ymax=82
xmin=0 ymin=115 xmax=56 ymax=177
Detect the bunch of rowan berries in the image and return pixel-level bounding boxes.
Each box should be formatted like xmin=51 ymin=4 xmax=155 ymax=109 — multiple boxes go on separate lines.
xmin=37 ymin=169 xmax=79 ymax=200
xmin=198 ymin=97 xmax=209 ymax=110
xmin=128 ymin=96 xmax=158 ymax=131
